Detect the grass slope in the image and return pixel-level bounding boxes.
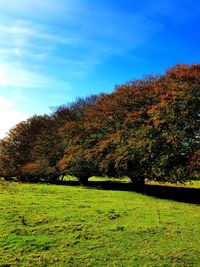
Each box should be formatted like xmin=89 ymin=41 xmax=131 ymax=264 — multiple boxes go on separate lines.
xmin=0 ymin=180 xmax=200 ymax=266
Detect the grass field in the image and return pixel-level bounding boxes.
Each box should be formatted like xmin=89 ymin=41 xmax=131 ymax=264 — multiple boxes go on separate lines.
xmin=0 ymin=178 xmax=200 ymax=266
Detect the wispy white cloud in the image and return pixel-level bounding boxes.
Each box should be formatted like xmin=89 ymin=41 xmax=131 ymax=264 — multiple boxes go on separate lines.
xmin=0 ymin=0 xmax=166 ymax=137
xmin=0 ymin=95 xmax=27 ymax=139
xmin=0 ymin=20 xmax=78 ymax=45
xmin=0 ymin=0 xmax=168 ymax=96
xmin=0 ymin=2 xmax=162 ymax=72
xmin=0 ymin=19 xmax=77 ymax=63
xmin=0 ymin=63 xmax=70 ymax=90
xmin=0 ymin=18 xmax=72 ymax=89
xmin=0 ymin=0 xmax=82 ymax=22
xmin=0 ymin=95 xmax=13 ymax=108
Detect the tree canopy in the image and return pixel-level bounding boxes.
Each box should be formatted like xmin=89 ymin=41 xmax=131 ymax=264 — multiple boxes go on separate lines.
xmin=0 ymin=64 xmax=199 ymax=186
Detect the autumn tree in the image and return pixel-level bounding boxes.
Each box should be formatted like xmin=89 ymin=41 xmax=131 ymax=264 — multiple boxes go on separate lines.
xmin=57 ymin=95 xmax=99 ymax=184
xmin=146 ymin=64 xmax=200 ymax=183
xmin=0 ymin=115 xmax=64 ymax=182
xmin=58 ymin=65 xmax=199 ymax=186
xmin=0 ymin=64 xmax=199 ymax=186
xmin=0 ymin=116 xmax=45 ymax=181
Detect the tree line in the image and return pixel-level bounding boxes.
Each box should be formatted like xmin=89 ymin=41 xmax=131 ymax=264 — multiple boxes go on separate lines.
xmin=0 ymin=64 xmax=199 ymax=187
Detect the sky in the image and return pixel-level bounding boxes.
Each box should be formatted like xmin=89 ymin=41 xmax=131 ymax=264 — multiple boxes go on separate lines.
xmin=0 ymin=0 xmax=200 ymax=138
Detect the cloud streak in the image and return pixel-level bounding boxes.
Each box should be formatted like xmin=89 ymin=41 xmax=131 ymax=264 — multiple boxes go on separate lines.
xmin=0 ymin=96 xmax=27 ymax=139
xmin=0 ymin=1 xmax=160 ymax=89
xmin=0 ymin=0 xmax=171 ymax=138
xmin=0 ymin=63 xmax=70 ymax=90
xmin=0 ymin=2 xmax=162 ymax=81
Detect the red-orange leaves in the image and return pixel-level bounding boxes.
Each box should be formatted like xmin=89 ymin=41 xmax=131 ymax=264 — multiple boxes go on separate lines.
xmin=0 ymin=64 xmax=199 ymax=184
xmin=167 ymin=64 xmax=200 ymax=81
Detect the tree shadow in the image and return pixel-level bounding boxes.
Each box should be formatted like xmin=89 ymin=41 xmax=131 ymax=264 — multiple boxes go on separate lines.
xmin=58 ymin=180 xmax=200 ymax=205
xmin=142 ymin=184 xmax=200 ymax=205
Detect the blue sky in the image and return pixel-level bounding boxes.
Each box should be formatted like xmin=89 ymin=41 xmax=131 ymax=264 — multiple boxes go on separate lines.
xmin=0 ymin=0 xmax=200 ymax=138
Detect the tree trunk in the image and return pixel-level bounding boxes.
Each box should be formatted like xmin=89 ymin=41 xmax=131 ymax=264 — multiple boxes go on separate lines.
xmin=130 ymin=176 xmax=145 ymax=191
xmin=78 ymin=176 xmax=89 ymax=186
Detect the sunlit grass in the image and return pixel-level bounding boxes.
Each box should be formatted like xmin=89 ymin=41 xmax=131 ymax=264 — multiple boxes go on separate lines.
xmin=0 ymin=180 xmax=200 ymax=266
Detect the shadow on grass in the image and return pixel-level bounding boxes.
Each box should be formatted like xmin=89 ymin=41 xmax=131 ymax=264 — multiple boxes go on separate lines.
xmin=58 ymin=180 xmax=200 ymax=205
xmin=142 ymin=184 xmax=200 ymax=205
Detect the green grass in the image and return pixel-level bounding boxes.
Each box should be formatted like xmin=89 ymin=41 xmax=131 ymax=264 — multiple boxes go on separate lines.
xmin=0 ymin=180 xmax=200 ymax=266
